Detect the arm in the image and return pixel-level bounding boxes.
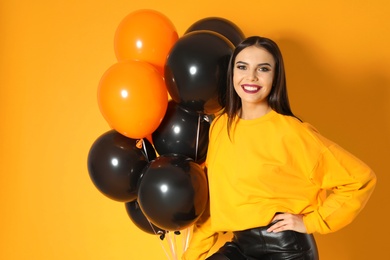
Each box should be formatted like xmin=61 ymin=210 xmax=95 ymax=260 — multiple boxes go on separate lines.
xmin=267 ymin=143 xmax=376 ymax=234
xmin=303 ymin=143 xmax=376 ymax=234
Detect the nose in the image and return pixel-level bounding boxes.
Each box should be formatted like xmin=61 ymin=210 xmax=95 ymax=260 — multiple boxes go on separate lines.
xmin=247 ymin=69 xmax=258 ymax=81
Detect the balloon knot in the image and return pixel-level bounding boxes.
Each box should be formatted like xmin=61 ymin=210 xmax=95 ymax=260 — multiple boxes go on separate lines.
xmin=159 ymin=233 xmax=165 ymax=240
xmin=136 ymin=139 xmax=143 ymax=149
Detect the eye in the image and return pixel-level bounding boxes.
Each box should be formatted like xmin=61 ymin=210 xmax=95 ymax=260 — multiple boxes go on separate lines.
xmin=236 ymin=64 xmax=247 ymax=70
xmin=258 ymin=66 xmax=271 ymax=72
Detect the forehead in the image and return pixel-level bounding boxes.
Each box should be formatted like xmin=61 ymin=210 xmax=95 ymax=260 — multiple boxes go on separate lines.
xmin=235 ymin=46 xmax=275 ymax=64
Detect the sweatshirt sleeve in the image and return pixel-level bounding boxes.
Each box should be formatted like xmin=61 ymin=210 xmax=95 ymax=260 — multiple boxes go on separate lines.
xmin=303 ymin=142 xmax=376 ymax=234
xmin=182 ymin=209 xmax=219 ymax=260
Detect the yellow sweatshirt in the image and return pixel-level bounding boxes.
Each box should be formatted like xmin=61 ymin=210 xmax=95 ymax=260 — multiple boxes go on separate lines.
xmin=183 ymin=110 xmax=376 ymax=260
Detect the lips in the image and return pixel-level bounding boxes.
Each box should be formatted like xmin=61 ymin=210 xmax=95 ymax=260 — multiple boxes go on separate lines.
xmin=241 ymin=84 xmax=262 ymax=94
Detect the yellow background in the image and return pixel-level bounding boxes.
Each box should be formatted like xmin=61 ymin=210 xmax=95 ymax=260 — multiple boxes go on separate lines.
xmin=1 ymin=0 xmax=388 ymax=259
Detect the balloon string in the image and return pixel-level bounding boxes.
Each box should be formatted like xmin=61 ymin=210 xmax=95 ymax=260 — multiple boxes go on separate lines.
xmin=141 ymin=138 xmax=151 ymax=162
xmin=157 ymin=236 xmax=172 ymax=260
xmin=182 ymin=227 xmax=191 ymax=252
xmin=166 ymin=231 xmax=178 ymax=260
xmin=173 ymin=232 xmax=178 ymax=259
xmin=137 ymin=138 xmax=152 ymax=162
xmin=195 ymin=114 xmax=201 ymax=162
xmin=143 ymin=217 xmax=171 ymax=259
xmin=181 ymin=228 xmax=187 ymax=253
xmin=146 ymin=217 xmax=159 ymax=236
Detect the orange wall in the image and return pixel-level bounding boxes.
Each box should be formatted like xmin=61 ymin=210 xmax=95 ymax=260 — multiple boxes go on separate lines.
xmin=0 ymin=0 xmax=388 ymax=259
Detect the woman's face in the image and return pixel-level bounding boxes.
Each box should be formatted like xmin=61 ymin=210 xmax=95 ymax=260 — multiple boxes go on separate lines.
xmin=233 ymin=46 xmax=275 ymax=108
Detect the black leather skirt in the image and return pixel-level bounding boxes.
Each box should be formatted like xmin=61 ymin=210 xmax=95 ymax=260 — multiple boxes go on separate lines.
xmin=207 ymin=223 xmax=319 ymax=260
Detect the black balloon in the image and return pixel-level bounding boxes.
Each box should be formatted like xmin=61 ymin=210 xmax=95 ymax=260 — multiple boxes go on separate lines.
xmin=87 ymin=130 xmax=156 ymax=202
xmin=185 ymin=17 xmax=245 ymax=47
xmin=137 ymin=154 xmax=208 ymax=231
xmin=152 ymin=100 xmax=211 ymax=164
xmin=125 ymin=200 xmax=165 ymax=235
xmin=165 ymin=30 xmax=234 ymax=114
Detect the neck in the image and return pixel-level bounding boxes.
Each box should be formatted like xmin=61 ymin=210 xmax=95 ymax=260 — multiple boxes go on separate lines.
xmin=240 ymin=103 xmax=271 ymax=120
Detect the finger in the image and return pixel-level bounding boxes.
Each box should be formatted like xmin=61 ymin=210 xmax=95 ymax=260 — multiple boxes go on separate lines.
xmin=267 ymin=220 xmax=285 ymax=233
xmin=269 ymin=226 xmax=285 ymax=233
xmin=271 ymin=213 xmax=287 ymax=222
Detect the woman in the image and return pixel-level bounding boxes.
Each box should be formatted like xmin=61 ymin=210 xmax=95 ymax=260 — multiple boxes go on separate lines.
xmin=182 ymin=36 xmax=376 ymax=260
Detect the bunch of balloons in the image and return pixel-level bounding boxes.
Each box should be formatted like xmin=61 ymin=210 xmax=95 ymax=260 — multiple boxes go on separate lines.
xmin=87 ymin=9 xmax=245 ymax=242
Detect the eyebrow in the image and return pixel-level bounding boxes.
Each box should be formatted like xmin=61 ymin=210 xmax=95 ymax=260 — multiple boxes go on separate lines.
xmin=235 ymin=61 xmax=273 ymax=67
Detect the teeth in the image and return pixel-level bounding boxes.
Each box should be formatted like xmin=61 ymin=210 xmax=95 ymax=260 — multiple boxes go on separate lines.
xmin=243 ymin=86 xmax=259 ymax=91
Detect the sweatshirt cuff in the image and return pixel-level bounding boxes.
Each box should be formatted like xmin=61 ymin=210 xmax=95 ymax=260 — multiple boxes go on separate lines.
xmin=303 ymin=210 xmax=331 ymax=234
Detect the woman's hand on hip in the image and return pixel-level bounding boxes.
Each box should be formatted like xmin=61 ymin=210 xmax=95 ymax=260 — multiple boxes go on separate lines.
xmin=266 ymin=213 xmax=307 ymax=233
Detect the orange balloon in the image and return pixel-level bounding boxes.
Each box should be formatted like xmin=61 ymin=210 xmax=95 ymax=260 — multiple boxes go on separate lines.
xmin=98 ymin=60 xmax=168 ymax=139
xmin=114 ymin=9 xmax=178 ymax=74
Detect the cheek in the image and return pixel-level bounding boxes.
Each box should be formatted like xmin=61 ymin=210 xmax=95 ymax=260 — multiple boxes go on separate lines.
xmin=233 ymin=77 xmax=242 ymax=92
xmin=232 ymin=75 xmax=240 ymax=88
xmin=269 ymin=73 xmax=276 ymax=85
xmin=267 ymin=78 xmax=274 ymax=88
xmin=233 ymin=71 xmax=246 ymax=84
xmin=262 ymin=76 xmax=274 ymax=90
